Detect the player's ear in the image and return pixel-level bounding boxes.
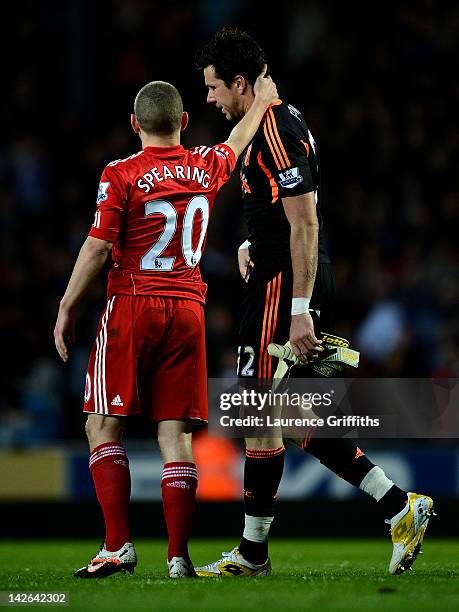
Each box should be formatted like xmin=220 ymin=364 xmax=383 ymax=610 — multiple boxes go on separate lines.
xmin=180 ymin=111 xmax=189 ymax=132
xmin=234 ymin=75 xmax=248 ymax=95
xmin=131 ymin=114 xmax=141 ymax=134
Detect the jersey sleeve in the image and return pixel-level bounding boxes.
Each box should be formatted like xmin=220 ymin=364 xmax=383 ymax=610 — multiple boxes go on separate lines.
xmin=259 ymin=108 xmax=317 ymax=198
xmin=88 ymin=164 xmax=127 ymax=242
xmin=211 ymin=143 xmax=237 ymax=186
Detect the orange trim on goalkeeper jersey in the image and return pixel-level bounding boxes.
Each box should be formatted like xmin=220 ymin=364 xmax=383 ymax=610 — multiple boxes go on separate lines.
xmin=268 ymin=108 xmax=290 ymax=168
xmin=240 ymin=169 xmax=252 ymax=194
xmin=300 ymin=139 xmax=310 ymax=158
xmin=263 ymin=108 xmax=291 ymax=170
xmin=243 ymin=142 xmax=253 ymax=167
xmin=257 ymin=152 xmax=279 ymax=203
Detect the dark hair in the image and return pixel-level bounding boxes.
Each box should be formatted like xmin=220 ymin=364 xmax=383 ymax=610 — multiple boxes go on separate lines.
xmin=195 ymin=27 xmax=267 ymax=87
xmin=133 ymin=81 xmax=183 ymax=135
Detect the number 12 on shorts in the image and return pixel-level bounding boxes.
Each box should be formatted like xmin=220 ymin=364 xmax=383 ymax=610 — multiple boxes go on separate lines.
xmin=237 ymin=345 xmax=255 ymax=377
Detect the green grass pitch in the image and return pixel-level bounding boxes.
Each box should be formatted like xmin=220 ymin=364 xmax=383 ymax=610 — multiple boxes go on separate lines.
xmin=1 ymin=539 xmax=458 ymax=611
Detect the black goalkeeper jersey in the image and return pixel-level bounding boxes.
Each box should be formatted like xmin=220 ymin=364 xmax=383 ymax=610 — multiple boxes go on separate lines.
xmin=240 ymin=99 xmax=330 ymax=268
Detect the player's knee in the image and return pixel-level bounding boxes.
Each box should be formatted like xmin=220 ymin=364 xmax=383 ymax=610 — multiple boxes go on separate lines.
xmin=85 ymin=414 xmax=122 ymax=445
xmin=157 ymin=425 xmax=193 ymax=463
xmin=157 ymin=428 xmax=173 ymax=452
xmin=158 ymin=429 xmax=185 ymax=453
xmin=84 ymin=417 xmax=92 ymax=441
xmin=245 ymin=437 xmax=283 ymax=450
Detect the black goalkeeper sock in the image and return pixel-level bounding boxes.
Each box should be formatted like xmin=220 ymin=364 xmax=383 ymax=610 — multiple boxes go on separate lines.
xmin=239 ymin=537 xmax=268 ymax=565
xmin=303 ymin=437 xmax=374 ymax=486
xmin=377 ymin=485 xmax=408 ymax=520
xmin=238 ymin=446 xmax=285 ymax=565
xmin=304 ymin=436 xmax=408 ymax=517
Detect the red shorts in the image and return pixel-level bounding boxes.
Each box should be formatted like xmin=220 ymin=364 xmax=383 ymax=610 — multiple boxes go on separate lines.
xmin=83 ymin=295 xmax=207 ymax=424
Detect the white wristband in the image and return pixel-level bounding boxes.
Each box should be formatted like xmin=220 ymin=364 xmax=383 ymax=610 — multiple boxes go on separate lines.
xmin=291 ymin=297 xmax=311 ymax=315
xmin=239 ymin=239 xmax=251 ymax=250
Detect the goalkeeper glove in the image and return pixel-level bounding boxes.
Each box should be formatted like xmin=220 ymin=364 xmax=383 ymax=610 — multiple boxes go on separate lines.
xmin=267 ymin=332 xmax=360 ymax=386
xmin=310 ymin=332 xmax=359 ymax=377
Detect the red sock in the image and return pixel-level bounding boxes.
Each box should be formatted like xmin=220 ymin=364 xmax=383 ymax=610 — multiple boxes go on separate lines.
xmin=89 ymin=442 xmax=131 ymax=552
xmin=161 ymin=462 xmax=198 ymax=560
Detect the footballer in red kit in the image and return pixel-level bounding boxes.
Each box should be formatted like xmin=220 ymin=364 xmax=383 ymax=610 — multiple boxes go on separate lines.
xmin=91 ymin=143 xmax=235 ymax=302
xmin=54 ymin=72 xmax=278 ymax=578
xmin=84 ymin=142 xmax=236 ymax=423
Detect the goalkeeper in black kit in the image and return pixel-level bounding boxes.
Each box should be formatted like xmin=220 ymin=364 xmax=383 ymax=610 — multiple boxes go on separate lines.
xmin=195 ymin=27 xmax=434 ymax=577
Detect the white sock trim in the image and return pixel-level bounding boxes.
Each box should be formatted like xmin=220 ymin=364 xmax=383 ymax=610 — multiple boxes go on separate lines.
xmin=359 ymin=466 xmax=394 ymax=501
xmin=243 ymin=514 xmax=274 ymax=543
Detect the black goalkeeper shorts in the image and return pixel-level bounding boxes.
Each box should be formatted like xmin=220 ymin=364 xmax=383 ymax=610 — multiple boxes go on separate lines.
xmin=237 ymin=262 xmax=336 ymax=378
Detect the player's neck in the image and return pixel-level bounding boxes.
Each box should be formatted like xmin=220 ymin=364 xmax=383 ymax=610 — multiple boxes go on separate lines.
xmin=242 ymin=90 xmax=256 ymax=116
xmin=140 ymin=133 xmax=181 ymax=149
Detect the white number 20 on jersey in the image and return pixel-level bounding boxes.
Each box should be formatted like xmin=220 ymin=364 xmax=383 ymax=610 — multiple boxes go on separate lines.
xmin=140 ymin=195 xmax=209 ymax=271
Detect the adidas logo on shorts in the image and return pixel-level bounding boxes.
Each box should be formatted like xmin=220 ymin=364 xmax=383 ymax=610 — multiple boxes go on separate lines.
xmin=110 ymin=395 xmax=124 ymax=407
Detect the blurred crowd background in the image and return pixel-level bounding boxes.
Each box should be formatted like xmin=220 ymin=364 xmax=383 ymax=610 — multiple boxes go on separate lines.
xmin=1 ymin=0 xmax=457 ymax=448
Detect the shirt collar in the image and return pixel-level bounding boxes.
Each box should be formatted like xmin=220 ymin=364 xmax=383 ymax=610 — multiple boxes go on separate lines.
xmin=142 ymin=145 xmax=185 ymax=156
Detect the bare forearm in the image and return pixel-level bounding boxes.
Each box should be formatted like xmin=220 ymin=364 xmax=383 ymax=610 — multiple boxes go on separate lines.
xmin=60 ymin=237 xmax=111 ymax=311
xmin=225 ymin=98 xmax=270 ymax=158
xmin=283 ymin=193 xmax=321 ymax=357
xmin=290 ymin=224 xmax=318 ymax=298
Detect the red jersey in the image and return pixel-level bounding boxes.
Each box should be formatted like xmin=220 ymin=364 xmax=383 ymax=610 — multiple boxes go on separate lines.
xmin=89 ymin=143 xmax=236 ymax=303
